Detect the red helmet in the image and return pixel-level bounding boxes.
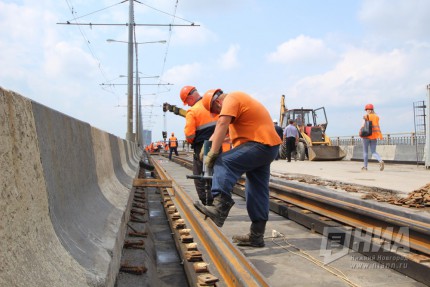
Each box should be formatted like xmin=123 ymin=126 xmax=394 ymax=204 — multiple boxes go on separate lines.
xmin=180 ymin=86 xmax=196 ymax=105
xmin=364 ymin=104 xmax=374 ymax=110
xmin=202 ymin=89 xmax=223 ymax=112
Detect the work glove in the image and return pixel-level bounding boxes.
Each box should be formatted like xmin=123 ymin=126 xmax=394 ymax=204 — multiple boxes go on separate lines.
xmin=205 ymin=150 xmax=219 ymax=169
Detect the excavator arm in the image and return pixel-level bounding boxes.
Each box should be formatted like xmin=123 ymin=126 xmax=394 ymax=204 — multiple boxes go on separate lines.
xmin=163 ymin=102 xmax=187 ymax=118
xmin=161 ymin=102 xmax=187 ymax=140
xmin=279 ymin=95 xmax=288 ymax=128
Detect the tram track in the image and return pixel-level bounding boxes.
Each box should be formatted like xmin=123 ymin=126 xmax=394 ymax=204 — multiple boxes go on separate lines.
xmin=146 ymin=153 xmax=270 ymax=287
xmin=161 ymin=153 xmax=430 ymax=286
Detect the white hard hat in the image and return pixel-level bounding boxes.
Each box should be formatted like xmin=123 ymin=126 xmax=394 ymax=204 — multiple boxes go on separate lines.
xmin=273 ymin=119 xmax=278 ymax=123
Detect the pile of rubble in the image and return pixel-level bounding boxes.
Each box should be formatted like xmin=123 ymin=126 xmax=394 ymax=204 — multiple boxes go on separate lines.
xmin=273 ymin=172 xmax=430 ymax=209
xmin=366 ymin=183 xmax=430 ymax=208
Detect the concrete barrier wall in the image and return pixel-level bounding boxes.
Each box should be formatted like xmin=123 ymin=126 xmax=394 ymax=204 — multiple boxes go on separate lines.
xmin=340 ymin=144 xmax=423 ymax=163
xmin=0 ymin=87 xmax=141 ymax=287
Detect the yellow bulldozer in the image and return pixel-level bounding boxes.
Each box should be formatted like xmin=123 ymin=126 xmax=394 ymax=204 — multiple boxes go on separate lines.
xmin=278 ymin=95 xmax=345 ymax=161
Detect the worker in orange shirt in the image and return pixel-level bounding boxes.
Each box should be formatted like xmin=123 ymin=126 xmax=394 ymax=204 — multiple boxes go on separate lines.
xmin=195 ymin=89 xmax=282 ymax=248
xmin=168 ymin=132 xmax=179 ymax=160
xmin=180 ymin=86 xmax=219 ymax=206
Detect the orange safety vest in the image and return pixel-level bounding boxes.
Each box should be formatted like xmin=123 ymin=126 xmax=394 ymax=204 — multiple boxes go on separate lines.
xmin=364 ymin=113 xmax=383 ymax=140
xmin=169 ymin=136 xmax=178 ymax=148
xmin=184 ymin=99 xmax=218 ymax=145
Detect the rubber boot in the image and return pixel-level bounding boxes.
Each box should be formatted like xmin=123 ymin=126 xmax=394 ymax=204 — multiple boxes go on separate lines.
xmin=235 ymin=221 xmax=267 ymax=247
xmin=194 ymin=193 xmax=235 ymax=227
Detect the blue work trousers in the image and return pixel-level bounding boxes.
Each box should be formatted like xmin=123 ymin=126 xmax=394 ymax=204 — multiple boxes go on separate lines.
xmin=362 ymin=138 xmax=381 ymax=167
xmin=211 ymin=141 xmax=279 ymax=222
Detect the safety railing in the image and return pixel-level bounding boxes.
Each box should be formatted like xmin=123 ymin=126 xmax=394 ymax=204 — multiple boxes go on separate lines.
xmin=331 ymin=132 xmax=426 ymax=164
xmin=331 ymin=132 xmax=426 ymax=146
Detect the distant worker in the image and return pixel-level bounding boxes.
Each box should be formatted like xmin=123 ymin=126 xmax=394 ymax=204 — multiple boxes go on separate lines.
xmin=360 ymin=104 xmax=384 ymax=171
xmin=195 ymin=89 xmax=282 ymax=248
xmin=168 ymin=132 xmax=179 ymax=160
xmin=180 ymin=85 xmax=218 ymax=206
xmin=283 ymin=119 xmax=299 ymax=162
xmin=273 ymin=119 xmax=284 ymax=160
xmin=152 ymin=142 xmax=158 ymax=152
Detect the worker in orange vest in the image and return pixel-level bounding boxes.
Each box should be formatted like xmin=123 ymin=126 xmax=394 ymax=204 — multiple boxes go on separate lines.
xmin=180 ymin=85 xmax=219 ymax=206
xmin=168 ymin=132 xmax=179 ymax=160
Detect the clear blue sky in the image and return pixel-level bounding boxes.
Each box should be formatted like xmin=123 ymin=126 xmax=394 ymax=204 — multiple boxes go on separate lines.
xmin=1 ymin=0 xmax=429 ymax=141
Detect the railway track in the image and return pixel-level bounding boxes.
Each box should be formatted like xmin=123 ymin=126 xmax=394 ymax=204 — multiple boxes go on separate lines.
xmin=140 ymin=153 xmax=270 ymax=287
xmin=157 ymin=152 xmax=430 ymax=286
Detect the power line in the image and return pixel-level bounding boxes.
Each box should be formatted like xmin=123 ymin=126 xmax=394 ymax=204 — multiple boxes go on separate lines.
xmin=65 ymin=0 xmax=127 ymax=22
xmin=135 ymin=0 xmax=195 ymax=25
xmin=63 ymin=0 xmax=117 ymax=97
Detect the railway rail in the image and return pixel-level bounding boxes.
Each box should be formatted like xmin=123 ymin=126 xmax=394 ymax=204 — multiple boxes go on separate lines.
xmin=156 ymin=152 xmax=430 ymax=286
xmin=142 ymin=153 xmax=270 ymax=287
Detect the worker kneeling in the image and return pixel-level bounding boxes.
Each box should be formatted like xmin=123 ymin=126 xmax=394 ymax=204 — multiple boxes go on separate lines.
xmin=194 ymin=89 xmax=281 ymax=247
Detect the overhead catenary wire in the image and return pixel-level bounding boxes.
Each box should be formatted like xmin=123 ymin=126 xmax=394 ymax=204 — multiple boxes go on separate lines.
xmin=65 ymin=0 xmax=127 ymax=22
xmin=63 ymin=0 xmax=118 ymax=98
xmin=61 ymin=0 xmax=198 ymax=137
xmin=136 ymin=0 xmax=195 ymax=25
xmin=151 ymin=0 xmax=182 ymax=136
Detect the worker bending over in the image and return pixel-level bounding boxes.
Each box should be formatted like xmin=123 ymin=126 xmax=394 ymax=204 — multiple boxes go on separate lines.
xmin=195 ymin=89 xmax=282 ymax=247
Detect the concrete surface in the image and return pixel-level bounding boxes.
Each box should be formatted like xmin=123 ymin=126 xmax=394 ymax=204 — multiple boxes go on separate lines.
xmin=0 ymin=87 xmax=140 ymax=287
xmin=270 ymin=159 xmax=430 ymax=196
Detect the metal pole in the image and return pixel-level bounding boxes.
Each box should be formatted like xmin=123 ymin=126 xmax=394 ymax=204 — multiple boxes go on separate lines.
xmin=425 ymin=84 xmax=430 ymax=169
xmin=126 ymin=0 xmax=134 ymax=141
xmin=135 ymin=40 xmax=139 ymax=143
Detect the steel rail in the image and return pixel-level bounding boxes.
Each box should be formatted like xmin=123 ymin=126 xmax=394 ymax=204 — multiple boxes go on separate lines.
xmin=269 ymin=182 xmax=430 ymax=256
xmin=169 ymin=155 xmax=430 ymax=256
xmin=150 ymin=156 xmax=269 ymax=287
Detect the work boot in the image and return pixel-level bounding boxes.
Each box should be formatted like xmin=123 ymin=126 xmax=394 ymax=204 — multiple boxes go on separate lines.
xmin=379 ymin=161 xmax=384 ymax=171
xmin=235 ymin=221 xmax=267 ymax=248
xmin=194 ymin=193 xmax=235 ymax=227
xmin=197 ymin=193 xmax=213 ymax=206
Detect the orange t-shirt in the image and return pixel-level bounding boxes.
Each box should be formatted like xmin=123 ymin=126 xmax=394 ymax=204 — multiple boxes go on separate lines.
xmin=220 ymin=91 xmax=282 ymax=147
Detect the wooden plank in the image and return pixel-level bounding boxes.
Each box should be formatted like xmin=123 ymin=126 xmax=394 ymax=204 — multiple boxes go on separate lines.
xmin=133 ymin=178 xmax=172 ymax=188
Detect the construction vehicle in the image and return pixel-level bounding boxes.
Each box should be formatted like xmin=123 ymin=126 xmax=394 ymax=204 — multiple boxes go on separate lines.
xmin=163 ymin=102 xmax=187 ymax=117
xmin=162 ymin=102 xmax=187 ymax=139
xmin=278 ymin=95 xmax=345 ymax=161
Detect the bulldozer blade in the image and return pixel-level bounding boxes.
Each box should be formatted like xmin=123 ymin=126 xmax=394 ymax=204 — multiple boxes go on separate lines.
xmin=308 ymin=145 xmax=346 ymax=161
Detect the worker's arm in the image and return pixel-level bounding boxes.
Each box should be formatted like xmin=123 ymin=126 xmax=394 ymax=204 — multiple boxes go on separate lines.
xmin=210 ymin=115 xmax=232 ymax=153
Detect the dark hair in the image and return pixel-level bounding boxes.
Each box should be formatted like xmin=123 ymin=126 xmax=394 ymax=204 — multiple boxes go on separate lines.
xmin=289 ymin=119 xmax=294 ymax=124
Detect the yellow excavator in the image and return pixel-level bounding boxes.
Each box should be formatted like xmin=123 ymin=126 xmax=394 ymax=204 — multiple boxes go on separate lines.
xmin=279 ymin=95 xmax=345 ymax=161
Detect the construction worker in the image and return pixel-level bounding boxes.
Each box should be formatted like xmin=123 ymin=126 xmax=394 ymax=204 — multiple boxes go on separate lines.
xmin=284 ymin=119 xmax=299 ymax=162
xmin=273 ymin=119 xmax=284 ymax=160
xmin=180 ymin=86 xmax=218 ymax=205
xmin=360 ymin=103 xmax=384 ymax=171
xmin=168 ymin=132 xmax=179 ymax=160
xmin=195 ymin=89 xmax=282 ymax=248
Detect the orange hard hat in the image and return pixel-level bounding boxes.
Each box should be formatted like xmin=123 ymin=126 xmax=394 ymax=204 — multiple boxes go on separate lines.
xmin=180 ymin=86 xmax=196 ymax=105
xmin=202 ymin=89 xmax=223 ymax=112
xmin=364 ymin=104 xmax=374 ymax=110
